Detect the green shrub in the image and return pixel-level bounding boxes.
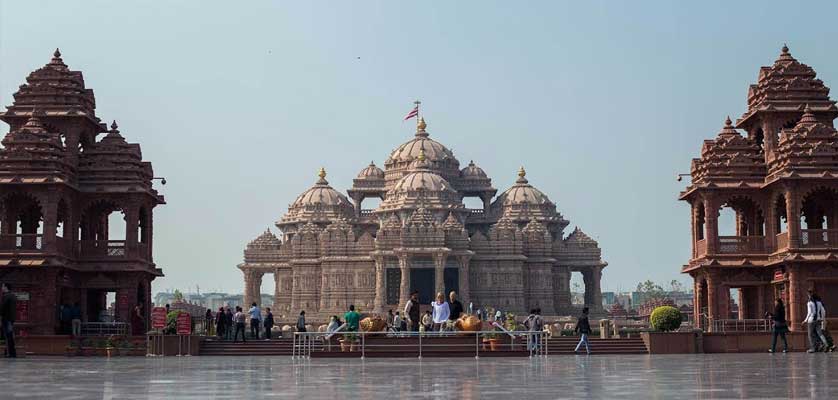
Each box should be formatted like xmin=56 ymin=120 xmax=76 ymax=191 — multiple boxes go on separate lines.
xmin=650 ymin=306 xmax=683 ymax=332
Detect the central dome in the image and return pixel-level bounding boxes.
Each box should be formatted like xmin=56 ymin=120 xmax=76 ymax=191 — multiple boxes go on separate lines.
xmin=379 ymin=149 xmax=463 ymax=211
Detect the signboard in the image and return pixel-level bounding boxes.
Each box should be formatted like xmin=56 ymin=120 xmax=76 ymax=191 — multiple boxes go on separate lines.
xmin=151 ymin=307 xmax=167 ymax=329
xmin=176 ymin=313 xmax=192 ymax=335
xmin=14 ymin=292 xmax=29 ymax=322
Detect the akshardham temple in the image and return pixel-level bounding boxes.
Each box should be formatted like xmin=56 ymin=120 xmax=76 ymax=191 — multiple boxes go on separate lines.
xmin=0 ymin=50 xmax=165 ymax=334
xmin=239 ymin=117 xmax=607 ymax=319
xmin=681 ymin=45 xmax=838 ymax=332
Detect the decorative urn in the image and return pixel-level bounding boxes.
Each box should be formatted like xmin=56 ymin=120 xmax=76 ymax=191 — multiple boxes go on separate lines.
xmin=454 ymin=314 xmax=481 ymax=332
xmin=360 ymin=315 xmax=387 ymax=332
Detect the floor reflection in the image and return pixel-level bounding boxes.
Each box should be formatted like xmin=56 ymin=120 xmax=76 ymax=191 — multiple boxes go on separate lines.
xmin=0 ymin=353 xmax=835 ymax=399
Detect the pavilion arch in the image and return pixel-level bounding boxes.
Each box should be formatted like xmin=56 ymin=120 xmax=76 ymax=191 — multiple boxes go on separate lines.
xmin=772 ymin=192 xmax=788 ymax=234
xmin=716 ymin=195 xmax=765 ymax=237
xmin=801 ymin=186 xmax=838 ymax=230
xmin=0 ymin=192 xmax=44 ymax=250
xmin=79 ymin=199 xmax=127 ymax=242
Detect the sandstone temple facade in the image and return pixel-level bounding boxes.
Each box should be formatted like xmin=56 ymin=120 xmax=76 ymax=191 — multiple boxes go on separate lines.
xmin=0 ymin=50 xmax=165 ymax=334
xmin=681 ymin=46 xmax=838 ymax=332
xmin=239 ymin=117 xmax=606 ymax=319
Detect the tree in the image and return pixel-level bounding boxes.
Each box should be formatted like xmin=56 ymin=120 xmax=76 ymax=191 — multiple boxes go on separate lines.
xmin=635 ymin=280 xmax=665 ymax=300
xmin=173 ymin=289 xmax=184 ymax=302
xmin=669 ymin=280 xmax=684 ymax=293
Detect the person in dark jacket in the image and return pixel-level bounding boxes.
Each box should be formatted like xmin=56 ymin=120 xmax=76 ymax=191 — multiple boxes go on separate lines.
xmin=225 ymin=308 xmax=234 ymax=340
xmin=448 ymin=291 xmax=464 ymax=322
xmin=574 ymin=307 xmax=591 ymax=355
xmin=215 ymin=307 xmax=226 ymax=340
xmin=1 ymin=283 xmax=17 ymax=358
xmin=404 ymin=291 xmax=421 ymax=332
xmin=264 ymin=307 xmax=275 ymax=340
xmin=767 ymin=298 xmax=789 ymax=353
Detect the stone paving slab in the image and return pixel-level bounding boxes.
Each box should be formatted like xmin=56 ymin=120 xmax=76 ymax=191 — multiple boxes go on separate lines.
xmin=1 ymin=353 xmax=836 ymax=399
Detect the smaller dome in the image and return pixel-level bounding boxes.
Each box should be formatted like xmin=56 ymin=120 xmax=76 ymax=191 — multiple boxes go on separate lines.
xmin=247 ymin=229 xmax=281 ymax=249
xmin=292 ymin=168 xmax=352 ymax=208
xmin=356 ymin=161 xmax=385 ymax=179
xmin=461 ymin=160 xmax=488 ymax=179
xmin=498 ymin=167 xmax=553 ymax=206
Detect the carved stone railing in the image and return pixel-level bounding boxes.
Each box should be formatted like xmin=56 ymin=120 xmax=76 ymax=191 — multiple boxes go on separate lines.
xmin=775 ymin=232 xmax=789 ymax=251
xmin=801 ymin=229 xmax=838 ymax=249
xmin=0 ymin=234 xmax=43 ymax=251
xmin=78 ymin=240 xmax=149 ymax=260
xmin=717 ymin=236 xmax=767 ymax=254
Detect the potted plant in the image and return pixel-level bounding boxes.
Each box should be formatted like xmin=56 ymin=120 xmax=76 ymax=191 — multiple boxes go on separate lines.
xmin=80 ymin=338 xmax=94 ymax=356
xmin=65 ymin=339 xmax=80 ymax=357
xmin=104 ymin=335 xmax=116 ymax=357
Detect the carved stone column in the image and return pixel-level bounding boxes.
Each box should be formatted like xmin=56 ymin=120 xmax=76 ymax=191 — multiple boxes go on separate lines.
xmin=457 ymin=255 xmax=471 ymax=304
xmin=251 ymin=271 xmax=264 ymax=306
xmin=706 ymin=272 xmax=717 ymax=331
xmin=398 ymin=255 xmax=410 ymax=310
xmin=124 ymin=204 xmax=140 ymax=257
xmin=591 ymin=266 xmax=603 ymax=312
xmin=273 ymin=271 xmax=281 ymax=310
xmin=737 ymin=288 xmax=747 ymax=320
xmin=787 ymin=265 xmax=804 ymax=332
xmin=373 ymin=256 xmax=386 ymax=312
xmin=242 ymin=269 xmax=253 ymax=307
xmin=434 ymin=252 xmax=446 ymax=296
xmin=785 ymin=187 xmax=802 ymax=248
xmin=703 ymin=194 xmax=719 ymax=254
xmin=41 ymin=194 xmax=59 ymax=251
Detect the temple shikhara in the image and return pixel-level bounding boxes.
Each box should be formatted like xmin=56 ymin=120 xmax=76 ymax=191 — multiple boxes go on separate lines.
xmin=0 ymin=50 xmax=164 ymax=334
xmin=681 ymin=46 xmax=838 ymax=332
xmin=239 ymin=116 xmax=607 ymax=319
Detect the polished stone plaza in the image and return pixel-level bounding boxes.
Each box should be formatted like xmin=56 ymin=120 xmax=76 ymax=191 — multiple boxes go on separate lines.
xmin=1 ymin=354 xmax=836 ymax=399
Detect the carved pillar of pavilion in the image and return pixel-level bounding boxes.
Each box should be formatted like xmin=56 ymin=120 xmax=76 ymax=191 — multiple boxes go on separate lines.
xmin=703 ymin=194 xmax=719 ymax=254
xmin=41 ymin=194 xmax=59 ymax=251
xmin=692 ymin=274 xmax=703 ymax=330
xmin=243 ymin=269 xmax=264 ymax=307
xmin=591 ymin=266 xmax=603 ymax=312
xmin=124 ymin=204 xmax=140 ymax=257
xmin=706 ymin=272 xmax=718 ymax=331
xmin=787 ymin=264 xmax=805 ymax=332
xmin=398 ymin=254 xmax=410 ymax=310
xmin=273 ymin=271 xmax=281 ymax=310
xmin=434 ymin=252 xmax=446 ymax=296
xmin=457 ymin=255 xmax=471 ymax=305
xmin=764 ymin=196 xmax=777 ymax=250
xmin=737 ymin=288 xmax=747 ymax=320
xmin=785 ymin=186 xmax=802 ymax=249
xmin=373 ymin=255 xmax=386 ymax=312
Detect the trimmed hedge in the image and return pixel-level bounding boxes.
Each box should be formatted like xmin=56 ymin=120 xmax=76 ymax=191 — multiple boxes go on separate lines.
xmin=650 ymin=306 xmax=682 ymax=332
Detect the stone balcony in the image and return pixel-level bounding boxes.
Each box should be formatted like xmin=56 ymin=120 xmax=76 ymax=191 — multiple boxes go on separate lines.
xmin=0 ymin=234 xmax=149 ymax=261
xmin=694 ymin=229 xmax=838 ymax=259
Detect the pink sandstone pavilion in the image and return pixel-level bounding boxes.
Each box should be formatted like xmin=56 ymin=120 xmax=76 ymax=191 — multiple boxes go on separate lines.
xmin=681 ymin=45 xmax=838 ymax=332
xmin=239 ymin=117 xmax=607 ymax=319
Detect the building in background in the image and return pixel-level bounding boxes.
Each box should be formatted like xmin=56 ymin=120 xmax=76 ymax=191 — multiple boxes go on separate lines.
xmin=239 ymin=118 xmax=608 ymax=320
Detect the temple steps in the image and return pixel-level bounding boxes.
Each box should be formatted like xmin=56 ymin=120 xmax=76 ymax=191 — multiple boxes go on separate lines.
xmin=199 ymin=339 xmax=295 ymax=356
xmin=545 ymin=337 xmax=649 ymax=354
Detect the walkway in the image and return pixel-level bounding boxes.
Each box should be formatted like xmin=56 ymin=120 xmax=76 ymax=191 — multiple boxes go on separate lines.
xmin=1 ymin=354 xmax=836 ymax=399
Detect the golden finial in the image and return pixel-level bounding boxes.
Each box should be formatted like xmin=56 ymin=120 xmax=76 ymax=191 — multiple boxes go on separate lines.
xmin=318 ymin=167 xmax=326 ymax=179
xmin=518 ymin=166 xmax=526 ymax=178
xmin=417 ymin=117 xmax=427 ymax=132
xmin=417 ymin=148 xmax=426 ymax=162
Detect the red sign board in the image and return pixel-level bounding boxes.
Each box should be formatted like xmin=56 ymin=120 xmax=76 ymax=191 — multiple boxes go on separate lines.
xmin=176 ymin=313 xmax=192 ymax=335
xmin=151 ymin=307 xmax=167 ymax=329
xmin=15 ymin=292 xmax=29 ymax=322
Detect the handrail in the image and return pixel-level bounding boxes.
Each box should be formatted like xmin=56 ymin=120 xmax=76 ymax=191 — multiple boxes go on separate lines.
xmin=292 ymin=329 xmax=548 ymax=359
xmin=491 ymin=321 xmax=517 ymax=338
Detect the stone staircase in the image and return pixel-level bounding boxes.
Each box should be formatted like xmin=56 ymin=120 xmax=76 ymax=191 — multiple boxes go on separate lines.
xmin=545 ymin=337 xmax=648 ymax=354
xmin=199 ymin=338 xmax=294 ymax=356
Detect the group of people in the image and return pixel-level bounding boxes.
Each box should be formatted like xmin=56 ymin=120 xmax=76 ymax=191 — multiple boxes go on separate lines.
xmin=390 ymin=290 xmax=465 ymax=332
xmin=768 ymin=291 xmax=835 ymax=353
xmin=213 ymin=302 xmax=275 ymax=342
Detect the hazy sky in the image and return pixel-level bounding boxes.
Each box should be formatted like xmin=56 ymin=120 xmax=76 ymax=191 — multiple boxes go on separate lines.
xmin=2 ymin=1 xmax=838 ymax=295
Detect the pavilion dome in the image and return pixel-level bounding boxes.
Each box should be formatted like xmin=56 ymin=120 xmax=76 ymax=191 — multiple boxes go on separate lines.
xmin=386 ymin=118 xmax=458 ymax=165
xmin=495 ymin=167 xmax=553 ymax=207
xmin=379 ymin=149 xmax=463 ymax=211
xmin=356 ymin=161 xmax=385 ymax=179
xmin=461 ymin=160 xmax=488 ymax=179
xmin=247 ymin=229 xmax=281 ymax=250
xmin=291 ymin=168 xmax=353 ymax=208
xmin=278 ymin=168 xmax=354 ymax=228
xmin=690 ymin=116 xmax=766 ymax=186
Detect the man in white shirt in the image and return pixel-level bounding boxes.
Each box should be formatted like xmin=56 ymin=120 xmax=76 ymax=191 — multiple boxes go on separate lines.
xmin=803 ymin=291 xmax=828 ymax=353
xmin=248 ymin=302 xmax=262 ymax=340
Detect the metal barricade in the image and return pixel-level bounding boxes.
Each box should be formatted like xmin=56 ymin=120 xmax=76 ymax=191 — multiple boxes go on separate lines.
xmin=80 ymin=322 xmax=129 ymax=336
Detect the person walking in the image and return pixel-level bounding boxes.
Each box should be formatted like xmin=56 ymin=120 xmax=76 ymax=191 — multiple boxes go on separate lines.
xmin=296 ymin=311 xmax=307 ymax=333
xmin=215 ymin=307 xmax=226 ymax=340
xmin=233 ymin=306 xmax=247 ymax=342
xmin=574 ymin=307 xmax=591 ymax=355
xmin=264 ymin=307 xmax=275 ymax=340
xmin=248 ymin=302 xmax=262 ymax=340
xmin=431 ymin=292 xmax=450 ymax=332
xmin=767 ymin=298 xmax=789 ymax=353
xmin=1 ymin=283 xmax=17 ymax=358
xmin=448 ymin=291 xmax=464 ymax=322
xmin=344 ymin=305 xmax=361 ymax=332
xmin=132 ymin=303 xmax=145 ymax=336
xmin=404 ymin=291 xmax=421 ymax=332
xmin=803 ymin=291 xmax=828 ymax=353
